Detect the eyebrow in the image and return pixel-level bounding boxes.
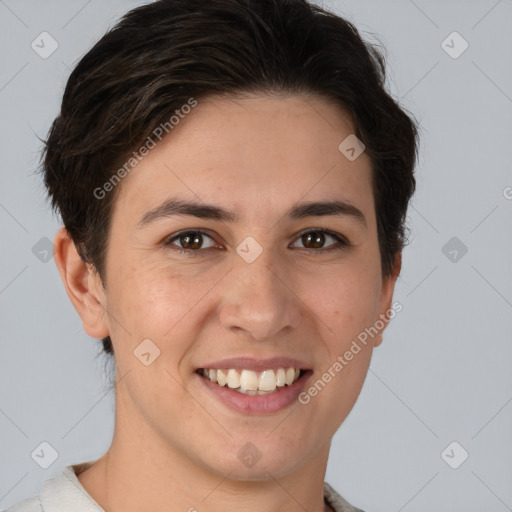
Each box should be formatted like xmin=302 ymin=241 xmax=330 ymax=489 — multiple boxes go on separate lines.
xmin=137 ymin=197 xmax=367 ymax=227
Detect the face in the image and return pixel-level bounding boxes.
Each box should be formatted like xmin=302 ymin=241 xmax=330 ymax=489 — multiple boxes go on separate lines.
xmin=84 ymin=93 xmax=398 ymax=480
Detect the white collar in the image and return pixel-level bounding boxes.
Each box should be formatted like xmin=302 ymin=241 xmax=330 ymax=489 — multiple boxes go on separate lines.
xmin=40 ymin=463 xmax=103 ymax=512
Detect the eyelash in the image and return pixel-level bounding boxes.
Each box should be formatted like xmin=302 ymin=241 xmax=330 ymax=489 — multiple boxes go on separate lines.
xmin=163 ymin=229 xmax=350 ymax=257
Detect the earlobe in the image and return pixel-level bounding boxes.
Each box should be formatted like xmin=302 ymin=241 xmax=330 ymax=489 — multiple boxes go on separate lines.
xmin=53 ymin=227 xmax=110 ymax=339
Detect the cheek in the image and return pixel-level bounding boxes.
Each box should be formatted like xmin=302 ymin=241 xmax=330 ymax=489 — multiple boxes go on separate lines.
xmin=108 ymin=259 xmax=222 ymax=339
xmin=299 ymin=258 xmax=382 ymax=331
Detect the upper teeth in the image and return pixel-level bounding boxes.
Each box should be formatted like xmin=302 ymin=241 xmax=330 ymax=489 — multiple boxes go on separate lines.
xmin=201 ymin=367 xmax=301 ymax=392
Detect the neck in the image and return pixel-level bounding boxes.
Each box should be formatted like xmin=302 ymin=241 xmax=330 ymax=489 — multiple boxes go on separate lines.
xmin=77 ymin=434 xmax=333 ymax=512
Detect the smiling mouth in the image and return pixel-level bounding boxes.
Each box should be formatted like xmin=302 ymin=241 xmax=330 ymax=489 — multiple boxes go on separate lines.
xmin=195 ymin=367 xmax=309 ymax=395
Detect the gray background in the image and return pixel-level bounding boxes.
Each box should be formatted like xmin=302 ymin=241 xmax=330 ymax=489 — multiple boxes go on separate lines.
xmin=1 ymin=0 xmax=511 ymax=510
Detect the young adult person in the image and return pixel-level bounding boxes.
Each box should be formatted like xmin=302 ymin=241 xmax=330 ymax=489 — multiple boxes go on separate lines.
xmin=8 ymin=1 xmax=418 ymax=510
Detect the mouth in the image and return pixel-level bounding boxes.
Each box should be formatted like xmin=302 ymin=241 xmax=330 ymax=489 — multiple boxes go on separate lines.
xmin=195 ymin=367 xmax=310 ymax=395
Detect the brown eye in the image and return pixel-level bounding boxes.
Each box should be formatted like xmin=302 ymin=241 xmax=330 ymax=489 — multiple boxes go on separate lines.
xmin=291 ymin=229 xmax=349 ymax=252
xmin=302 ymin=231 xmax=326 ymax=249
xmin=179 ymin=232 xmax=203 ymax=250
xmin=165 ymin=230 xmax=217 ymax=253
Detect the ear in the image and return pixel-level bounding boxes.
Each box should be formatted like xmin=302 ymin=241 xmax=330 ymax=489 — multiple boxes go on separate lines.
xmin=53 ymin=227 xmax=110 ymax=339
xmin=373 ymin=252 xmax=402 ymax=347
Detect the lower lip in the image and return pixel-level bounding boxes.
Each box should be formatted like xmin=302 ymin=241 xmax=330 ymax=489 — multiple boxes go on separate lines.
xmin=196 ymin=370 xmax=313 ymax=414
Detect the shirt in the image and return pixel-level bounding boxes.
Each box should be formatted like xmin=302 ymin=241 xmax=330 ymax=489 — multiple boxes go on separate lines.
xmin=5 ymin=461 xmax=366 ymax=512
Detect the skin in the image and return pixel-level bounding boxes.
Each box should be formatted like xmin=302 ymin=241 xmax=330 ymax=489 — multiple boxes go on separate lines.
xmin=54 ymin=93 xmax=400 ymax=512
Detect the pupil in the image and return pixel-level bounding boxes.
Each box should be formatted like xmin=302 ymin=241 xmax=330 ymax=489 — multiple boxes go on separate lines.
xmin=304 ymin=231 xmax=324 ymax=248
xmin=182 ymin=232 xmax=202 ymax=249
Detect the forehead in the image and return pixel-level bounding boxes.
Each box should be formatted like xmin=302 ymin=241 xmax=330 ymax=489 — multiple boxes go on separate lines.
xmin=112 ymin=93 xmax=375 ymax=225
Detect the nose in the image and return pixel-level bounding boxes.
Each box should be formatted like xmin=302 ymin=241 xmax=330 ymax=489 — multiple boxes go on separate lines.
xmin=218 ymin=249 xmax=301 ymax=341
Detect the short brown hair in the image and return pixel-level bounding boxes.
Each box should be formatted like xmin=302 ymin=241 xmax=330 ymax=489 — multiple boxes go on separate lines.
xmin=41 ymin=0 xmax=419 ymax=356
